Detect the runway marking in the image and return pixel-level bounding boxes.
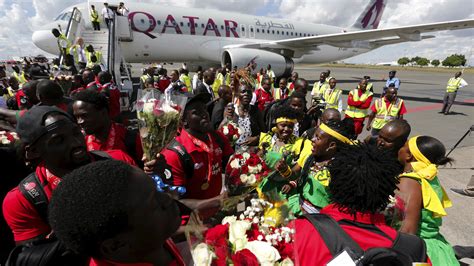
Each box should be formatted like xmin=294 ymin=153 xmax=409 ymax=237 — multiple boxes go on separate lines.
xmin=406 ymin=98 xmax=474 ymax=114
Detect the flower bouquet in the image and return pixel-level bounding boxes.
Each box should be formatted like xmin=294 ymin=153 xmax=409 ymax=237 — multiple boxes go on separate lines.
xmin=225 ymin=148 xmax=270 ymax=196
xmin=0 ymin=131 xmax=18 ymax=146
xmin=382 ymin=193 xmax=408 ymax=229
xmin=219 ymin=121 xmax=243 ymax=146
xmin=188 ymin=198 xmax=295 ymax=266
xmin=136 ymin=89 xmax=187 ymax=161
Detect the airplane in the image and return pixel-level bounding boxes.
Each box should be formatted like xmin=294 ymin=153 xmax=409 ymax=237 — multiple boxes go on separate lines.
xmin=32 ymin=0 xmax=474 ymax=78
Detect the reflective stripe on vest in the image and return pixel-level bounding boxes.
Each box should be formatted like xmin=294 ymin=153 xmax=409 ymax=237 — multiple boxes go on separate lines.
xmin=12 ymin=72 xmax=27 ymax=84
xmin=446 ymin=77 xmax=461 ymax=93
xmin=324 ymin=88 xmax=342 ymax=109
xmin=345 ymin=89 xmax=373 ymax=118
xmin=372 ymin=98 xmax=403 ymax=129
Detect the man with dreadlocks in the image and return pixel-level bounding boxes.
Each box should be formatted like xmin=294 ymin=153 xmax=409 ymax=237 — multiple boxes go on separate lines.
xmin=290 ymin=119 xmax=355 ymax=215
xmin=257 ymin=104 xmax=312 ymax=214
xmin=293 ymin=144 xmax=429 ymax=265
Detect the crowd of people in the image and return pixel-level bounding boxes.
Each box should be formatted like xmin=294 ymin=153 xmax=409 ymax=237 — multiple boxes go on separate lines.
xmin=0 ymin=59 xmax=467 ymax=266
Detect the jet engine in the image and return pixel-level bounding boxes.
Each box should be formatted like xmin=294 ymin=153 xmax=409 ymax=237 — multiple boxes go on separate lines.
xmin=222 ymin=48 xmax=294 ymax=77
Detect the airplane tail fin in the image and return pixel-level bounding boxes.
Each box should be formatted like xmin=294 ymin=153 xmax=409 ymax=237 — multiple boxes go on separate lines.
xmin=351 ymin=0 xmax=387 ymax=30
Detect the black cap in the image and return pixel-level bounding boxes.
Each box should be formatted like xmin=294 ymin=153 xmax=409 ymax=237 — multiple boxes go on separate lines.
xmin=16 ymin=105 xmax=73 ymax=144
xmin=389 ymin=70 xmax=396 ymax=74
xmin=184 ymin=93 xmax=212 ymax=110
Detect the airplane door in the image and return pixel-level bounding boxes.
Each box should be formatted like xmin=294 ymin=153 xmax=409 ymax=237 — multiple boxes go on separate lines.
xmin=249 ymin=25 xmax=255 ymax=38
xmin=240 ymin=24 xmax=246 ymax=38
xmin=116 ymin=16 xmax=133 ymax=41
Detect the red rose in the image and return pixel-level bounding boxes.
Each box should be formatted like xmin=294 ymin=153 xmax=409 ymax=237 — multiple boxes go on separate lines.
xmin=204 ymin=224 xmax=230 ymax=265
xmin=246 ymin=223 xmax=263 ymax=241
xmin=231 ymin=249 xmax=259 ymax=266
xmin=275 ymin=241 xmax=295 ymax=260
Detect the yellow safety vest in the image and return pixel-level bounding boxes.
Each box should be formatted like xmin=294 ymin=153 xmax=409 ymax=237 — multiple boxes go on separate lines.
xmin=12 ymin=72 xmax=27 ymax=85
xmin=345 ymin=89 xmax=373 ymax=118
xmin=212 ymin=74 xmax=223 ymax=95
xmin=85 ymin=50 xmax=102 ymax=68
xmin=323 ymin=87 xmax=342 ymax=110
xmin=372 ymin=98 xmax=404 ymax=130
xmin=367 ymin=82 xmax=374 ymax=91
xmin=446 ymin=77 xmax=462 ymax=93
xmin=312 ymin=81 xmax=328 ymax=96
xmin=57 ymin=34 xmax=71 ymax=55
xmin=179 ymin=74 xmax=192 ymax=92
xmin=90 ymin=10 xmax=100 ymax=23
xmin=224 ymin=73 xmax=231 ymax=86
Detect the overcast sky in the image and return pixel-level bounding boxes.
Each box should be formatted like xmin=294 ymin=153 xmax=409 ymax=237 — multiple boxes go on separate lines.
xmin=0 ymin=0 xmax=472 ymax=64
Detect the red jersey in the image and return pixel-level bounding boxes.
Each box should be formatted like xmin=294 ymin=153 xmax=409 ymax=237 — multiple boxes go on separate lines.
xmin=15 ymin=89 xmax=27 ymax=109
xmin=89 ymin=239 xmax=185 ymax=266
xmin=293 ymin=204 xmax=399 ymax=266
xmin=2 ymin=150 xmax=136 ymax=242
xmin=156 ymin=77 xmax=171 ymax=93
xmin=255 ymin=88 xmax=274 ymax=111
xmin=85 ymin=123 xmax=143 ymax=163
xmin=161 ymin=130 xmax=233 ymax=199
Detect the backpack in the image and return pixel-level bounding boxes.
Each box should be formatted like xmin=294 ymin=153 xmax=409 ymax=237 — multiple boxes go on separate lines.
xmin=304 ymin=213 xmax=427 ymax=266
xmin=167 ymin=131 xmax=225 ymax=179
xmin=6 ymin=151 xmax=111 ymax=266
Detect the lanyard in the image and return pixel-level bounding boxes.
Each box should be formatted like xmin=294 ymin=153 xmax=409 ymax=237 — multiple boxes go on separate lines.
xmin=186 ymin=131 xmax=214 ymax=189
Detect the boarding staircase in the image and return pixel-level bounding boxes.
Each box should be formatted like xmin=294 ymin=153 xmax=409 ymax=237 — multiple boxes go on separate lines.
xmin=61 ymin=6 xmax=134 ymax=110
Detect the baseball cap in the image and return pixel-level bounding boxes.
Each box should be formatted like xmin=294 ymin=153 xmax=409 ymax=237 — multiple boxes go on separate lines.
xmin=183 ymin=92 xmax=212 ymax=111
xmin=16 ymin=105 xmax=73 ymax=144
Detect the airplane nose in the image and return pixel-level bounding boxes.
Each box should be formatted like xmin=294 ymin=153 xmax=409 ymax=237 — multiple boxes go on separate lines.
xmin=32 ymin=30 xmax=60 ymax=56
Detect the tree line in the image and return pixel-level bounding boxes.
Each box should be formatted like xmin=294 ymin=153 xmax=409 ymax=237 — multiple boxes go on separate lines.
xmin=397 ymin=54 xmax=467 ymax=67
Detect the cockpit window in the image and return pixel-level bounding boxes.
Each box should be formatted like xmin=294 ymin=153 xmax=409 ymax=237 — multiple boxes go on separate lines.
xmin=54 ymin=12 xmax=72 ymax=21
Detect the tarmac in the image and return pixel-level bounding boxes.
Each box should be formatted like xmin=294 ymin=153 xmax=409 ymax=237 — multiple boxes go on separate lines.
xmin=296 ymin=65 xmax=473 ymax=264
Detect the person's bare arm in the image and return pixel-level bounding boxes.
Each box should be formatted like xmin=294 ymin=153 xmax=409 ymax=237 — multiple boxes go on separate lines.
xmin=0 ymin=108 xmax=18 ymax=124
xmin=366 ymin=112 xmax=376 ymax=131
xmin=397 ymin=177 xmax=423 ymax=235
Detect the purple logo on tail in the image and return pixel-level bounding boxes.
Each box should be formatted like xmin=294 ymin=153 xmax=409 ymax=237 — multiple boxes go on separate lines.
xmin=361 ymin=0 xmax=385 ymax=29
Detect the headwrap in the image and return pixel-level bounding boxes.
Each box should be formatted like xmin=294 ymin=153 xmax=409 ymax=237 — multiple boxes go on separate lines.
xmin=276 ymin=117 xmax=297 ymax=124
xmin=319 ymin=123 xmax=354 ymax=145
xmin=402 ymin=136 xmax=452 ymax=217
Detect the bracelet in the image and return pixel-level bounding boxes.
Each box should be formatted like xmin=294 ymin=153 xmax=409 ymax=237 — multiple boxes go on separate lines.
xmin=282 ymin=167 xmax=292 ymax=178
xmin=279 ymin=165 xmax=290 ymax=175
xmin=289 ymin=181 xmax=297 ymax=188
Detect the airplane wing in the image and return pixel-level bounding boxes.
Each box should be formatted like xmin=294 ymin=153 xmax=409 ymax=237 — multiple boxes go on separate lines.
xmin=224 ymin=19 xmax=474 ymax=50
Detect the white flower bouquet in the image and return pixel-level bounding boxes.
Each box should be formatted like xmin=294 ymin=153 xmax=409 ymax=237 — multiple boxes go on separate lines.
xmin=136 ymin=89 xmax=187 ymax=161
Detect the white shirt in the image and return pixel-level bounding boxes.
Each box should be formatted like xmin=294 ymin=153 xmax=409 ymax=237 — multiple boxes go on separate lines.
xmin=459 ymin=78 xmax=468 ymax=89
xmin=101 ymin=7 xmax=114 ymax=19
xmin=203 ymin=82 xmax=214 ymax=99
xmin=69 ymin=45 xmax=86 ymax=63
xmin=117 ymin=6 xmax=129 ymax=16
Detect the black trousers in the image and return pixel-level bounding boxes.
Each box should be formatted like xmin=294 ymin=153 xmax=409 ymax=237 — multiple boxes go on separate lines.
xmin=92 ymin=21 xmax=100 ymax=31
xmin=105 ymin=18 xmax=112 ymax=28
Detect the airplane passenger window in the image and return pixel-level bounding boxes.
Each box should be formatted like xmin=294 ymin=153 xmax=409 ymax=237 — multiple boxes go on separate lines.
xmin=241 ymin=27 xmax=245 ymax=31
xmin=180 ymin=22 xmax=184 ymax=27
xmin=291 ymin=32 xmax=293 ymax=36
xmin=157 ymin=20 xmax=161 ymax=25
xmin=201 ymin=23 xmax=205 ymax=28
xmin=195 ymin=23 xmax=198 ymax=27
xmin=257 ymin=29 xmax=260 ymax=33
xmin=299 ymin=33 xmax=302 ymax=36
xmin=304 ymin=33 xmax=306 ymax=37
xmin=272 ymin=30 xmax=274 ymax=34
xmin=277 ymin=30 xmax=279 ymax=34
xmin=187 ymin=22 xmax=190 ymax=27
xmin=221 ymin=25 xmax=224 ymax=30
xmin=267 ymin=30 xmax=270 ymax=33
xmin=251 ymin=28 xmax=254 ymax=32
xmin=286 ymin=32 xmax=289 ymax=35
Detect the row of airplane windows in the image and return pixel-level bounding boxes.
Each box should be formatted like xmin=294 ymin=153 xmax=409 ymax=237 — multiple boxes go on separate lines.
xmin=155 ymin=20 xmax=316 ymax=37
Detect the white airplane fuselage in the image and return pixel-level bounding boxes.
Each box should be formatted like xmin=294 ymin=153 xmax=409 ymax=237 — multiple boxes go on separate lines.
xmin=33 ymin=2 xmax=371 ymax=69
